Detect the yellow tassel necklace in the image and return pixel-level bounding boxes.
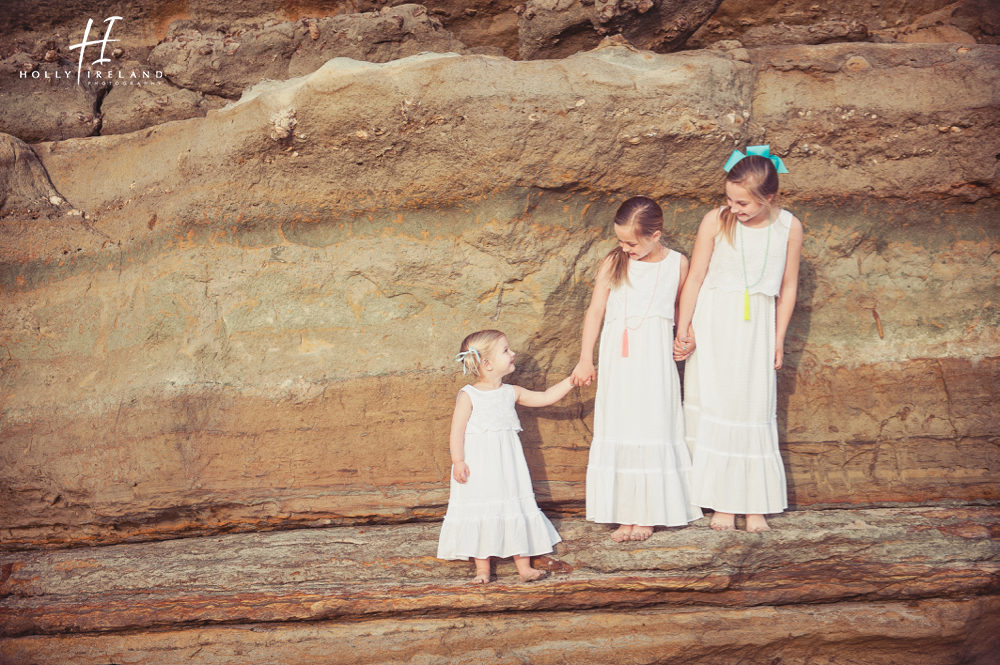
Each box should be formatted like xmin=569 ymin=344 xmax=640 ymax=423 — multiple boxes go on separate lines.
xmin=738 ymin=219 xmax=771 ymax=321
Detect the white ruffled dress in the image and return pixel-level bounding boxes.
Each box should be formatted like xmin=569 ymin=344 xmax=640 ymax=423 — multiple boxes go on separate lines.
xmin=437 ymin=383 xmax=561 ymax=560
xmin=684 ymin=209 xmax=793 ymax=515
xmin=586 ymin=249 xmax=703 ymax=527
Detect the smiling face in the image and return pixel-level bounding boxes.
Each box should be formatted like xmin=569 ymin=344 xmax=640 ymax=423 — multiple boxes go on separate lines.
xmin=485 ymin=335 xmax=516 ymax=377
xmin=614 ymin=223 xmax=663 ymax=262
xmin=725 ymin=181 xmax=773 ymax=225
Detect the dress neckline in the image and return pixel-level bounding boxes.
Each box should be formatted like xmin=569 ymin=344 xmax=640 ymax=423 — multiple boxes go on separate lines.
xmin=466 ymin=383 xmax=507 ymax=393
xmin=729 ymin=208 xmax=786 ymax=231
xmin=629 ymin=247 xmax=673 ymax=265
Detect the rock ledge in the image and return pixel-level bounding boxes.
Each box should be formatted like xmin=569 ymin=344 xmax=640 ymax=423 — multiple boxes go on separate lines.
xmin=1 ymin=506 xmax=998 ymax=664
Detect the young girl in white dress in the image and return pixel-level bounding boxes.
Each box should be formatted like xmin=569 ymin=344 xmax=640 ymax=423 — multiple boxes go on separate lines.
xmin=673 ymin=146 xmax=804 ymax=532
xmin=572 ymin=196 xmax=703 ymax=543
xmin=437 ymin=329 xmax=575 ymax=583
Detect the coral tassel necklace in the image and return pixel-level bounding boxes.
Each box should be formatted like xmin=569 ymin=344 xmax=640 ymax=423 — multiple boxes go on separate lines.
xmin=621 ymin=247 xmax=664 ymax=358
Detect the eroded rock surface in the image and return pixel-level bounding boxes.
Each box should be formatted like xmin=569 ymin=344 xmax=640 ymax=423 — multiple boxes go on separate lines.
xmin=0 ymin=134 xmax=70 ymax=216
xmin=148 ymin=4 xmax=478 ymax=99
xmin=99 ymin=74 xmax=229 ymax=136
xmin=517 ymin=0 xmax=725 ymax=59
xmin=3 ymin=1 xmax=1000 ymax=141
xmin=3 ymin=598 xmax=998 ymax=665
xmin=1 ymin=508 xmax=998 ymax=663
xmin=0 ymin=59 xmax=104 ymax=142
xmin=749 ymin=42 xmax=1000 ymax=202
xmin=687 ymin=0 xmax=984 ymax=47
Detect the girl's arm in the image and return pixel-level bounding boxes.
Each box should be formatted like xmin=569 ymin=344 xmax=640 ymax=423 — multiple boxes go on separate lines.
xmin=514 ymin=376 xmax=575 ymax=408
xmin=674 ymin=253 xmax=690 ymax=322
xmin=672 ymin=253 xmax=690 ymax=361
xmin=673 ymin=209 xmax=719 ymax=359
xmin=774 ymin=216 xmax=804 ymax=370
xmin=448 ymin=391 xmax=474 ymax=483
xmin=571 ymin=257 xmax=613 ymax=386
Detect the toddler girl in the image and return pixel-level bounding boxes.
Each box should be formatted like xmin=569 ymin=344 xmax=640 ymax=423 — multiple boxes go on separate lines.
xmin=437 ymin=329 xmax=574 ymax=582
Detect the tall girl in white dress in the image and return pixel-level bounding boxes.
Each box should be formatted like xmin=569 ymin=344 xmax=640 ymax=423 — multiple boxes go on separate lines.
xmin=673 ymin=147 xmax=804 ymax=532
xmin=437 ymin=329 xmax=575 ymax=583
xmin=572 ymin=196 xmax=702 ymax=543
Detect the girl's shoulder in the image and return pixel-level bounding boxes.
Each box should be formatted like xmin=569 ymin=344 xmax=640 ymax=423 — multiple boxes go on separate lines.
xmin=777 ymin=207 xmax=801 ymax=222
xmin=656 ymin=246 xmax=682 ymax=264
xmin=598 ymin=251 xmax=617 ymax=269
xmin=670 ymin=248 xmax=689 ymax=271
xmin=595 ymin=252 xmax=617 ymax=283
xmin=775 ymin=209 xmax=804 ymax=234
xmin=701 ymin=207 xmax=724 ymax=232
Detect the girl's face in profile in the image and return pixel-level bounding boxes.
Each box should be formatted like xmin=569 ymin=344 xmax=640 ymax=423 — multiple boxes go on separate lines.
xmin=725 ymin=181 xmax=773 ymax=225
xmin=615 ymin=223 xmax=662 ymax=262
xmin=486 ymin=335 xmax=516 ymax=377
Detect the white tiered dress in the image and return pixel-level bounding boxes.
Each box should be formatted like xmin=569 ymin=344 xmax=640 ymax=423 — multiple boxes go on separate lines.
xmin=437 ymin=384 xmax=562 ymax=560
xmin=684 ymin=209 xmax=793 ymax=515
xmin=586 ymin=249 xmax=703 ymax=527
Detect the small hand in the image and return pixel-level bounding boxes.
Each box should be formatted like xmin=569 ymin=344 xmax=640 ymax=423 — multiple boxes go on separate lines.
xmin=774 ymin=344 xmax=784 ymax=370
xmin=452 ymin=461 xmax=470 ymax=484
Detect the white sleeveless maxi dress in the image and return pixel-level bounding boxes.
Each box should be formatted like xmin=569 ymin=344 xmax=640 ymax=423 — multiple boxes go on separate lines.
xmin=684 ymin=209 xmax=793 ymax=515
xmin=437 ymin=383 xmax=562 ymax=560
xmin=586 ymin=249 xmax=703 ymax=527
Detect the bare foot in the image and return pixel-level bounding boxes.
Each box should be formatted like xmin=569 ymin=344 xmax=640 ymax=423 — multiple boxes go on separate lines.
xmin=710 ymin=512 xmax=736 ymax=531
xmin=513 ymin=554 xmax=550 ymax=583
xmin=518 ymin=568 xmax=550 ymax=583
xmin=629 ymin=525 xmax=653 ymax=541
xmin=611 ymin=525 xmax=634 ymax=542
xmin=746 ymin=514 xmax=771 ymax=532
xmin=472 ymin=557 xmax=491 ymax=584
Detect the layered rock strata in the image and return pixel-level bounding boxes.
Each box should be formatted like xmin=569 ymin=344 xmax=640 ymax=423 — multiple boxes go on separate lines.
xmin=1 ymin=43 xmax=998 ymax=551
xmin=3 ymin=1 xmax=997 ymax=141
xmin=147 ymin=4 xmax=480 ymax=99
xmin=2 ymin=508 xmax=998 ymax=663
xmin=686 ymin=0 xmax=996 ymax=47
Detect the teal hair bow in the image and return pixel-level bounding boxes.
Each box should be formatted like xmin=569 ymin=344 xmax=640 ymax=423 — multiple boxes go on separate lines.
xmin=723 ymin=145 xmax=789 ymax=174
xmin=454 ymin=348 xmax=482 ymax=374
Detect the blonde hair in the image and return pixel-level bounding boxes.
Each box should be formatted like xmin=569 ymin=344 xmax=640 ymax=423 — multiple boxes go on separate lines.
xmin=605 ymin=196 xmax=664 ymax=289
xmin=720 ymin=154 xmax=781 ymax=245
xmin=456 ymin=329 xmax=506 ymax=377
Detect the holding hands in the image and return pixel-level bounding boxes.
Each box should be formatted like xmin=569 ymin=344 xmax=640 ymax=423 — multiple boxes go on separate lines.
xmin=571 ymin=360 xmax=596 ymax=387
xmin=673 ymin=328 xmax=695 ymax=361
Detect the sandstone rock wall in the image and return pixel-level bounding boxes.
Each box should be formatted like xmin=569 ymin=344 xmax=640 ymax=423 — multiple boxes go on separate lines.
xmin=1 ymin=39 xmax=997 ymax=549
xmin=2 ymin=0 xmax=997 ymax=141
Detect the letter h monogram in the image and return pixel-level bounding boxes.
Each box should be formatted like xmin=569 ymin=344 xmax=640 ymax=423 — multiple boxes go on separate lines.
xmin=69 ymin=16 xmax=123 ymax=85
